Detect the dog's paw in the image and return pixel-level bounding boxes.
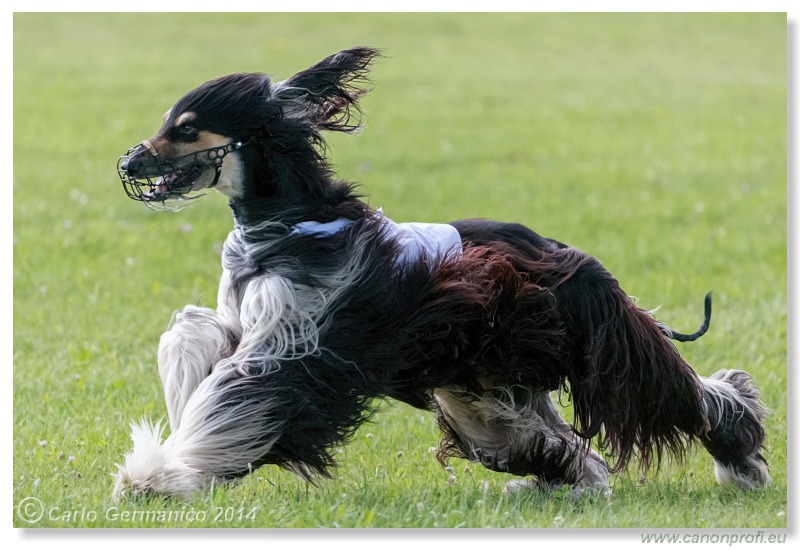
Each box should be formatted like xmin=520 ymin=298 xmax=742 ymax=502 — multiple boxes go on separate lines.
xmin=502 ymin=478 xmax=539 ymax=494
xmin=473 ymin=448 xmax=510 ymax=472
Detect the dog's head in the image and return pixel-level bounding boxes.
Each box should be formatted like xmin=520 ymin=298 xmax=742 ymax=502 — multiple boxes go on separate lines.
xmin=117 ymin=47 xmax=380 ymax=209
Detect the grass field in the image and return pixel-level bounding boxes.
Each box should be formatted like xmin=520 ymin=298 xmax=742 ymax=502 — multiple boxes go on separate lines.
xmin=12 ymin=13 xmax=787 ymax=530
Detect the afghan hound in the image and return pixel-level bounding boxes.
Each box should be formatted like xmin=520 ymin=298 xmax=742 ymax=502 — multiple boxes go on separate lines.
xmin=113 ymin=47 xmax=769 ymax=500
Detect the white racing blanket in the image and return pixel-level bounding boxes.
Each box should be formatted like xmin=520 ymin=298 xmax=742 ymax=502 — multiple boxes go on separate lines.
xmin=292 ymin=211 xmax=463 ymax=269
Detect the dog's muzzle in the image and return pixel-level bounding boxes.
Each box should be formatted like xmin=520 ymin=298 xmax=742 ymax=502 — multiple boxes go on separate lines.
xmin=117 ymin=140 xmax=249 ymax=207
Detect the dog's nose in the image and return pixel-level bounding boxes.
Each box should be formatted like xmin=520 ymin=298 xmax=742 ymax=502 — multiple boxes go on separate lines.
xmin=121 ymin=153 xmax=141 ymax=176
xmin=121 ymin=146 xmax=150 ymax=176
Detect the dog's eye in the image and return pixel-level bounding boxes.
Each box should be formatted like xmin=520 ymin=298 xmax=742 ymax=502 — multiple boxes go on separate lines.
xmin=172 ymin=123 xmax=199 ymax=141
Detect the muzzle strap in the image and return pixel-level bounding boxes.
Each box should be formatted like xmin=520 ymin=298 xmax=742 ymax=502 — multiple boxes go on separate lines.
xmin=117 ymin=138 xmax=252 ymax=207
xmin=139 ymin=139 xmax=158 ymax=157
xmin=206 ymin=139 xmax=252 ymax=188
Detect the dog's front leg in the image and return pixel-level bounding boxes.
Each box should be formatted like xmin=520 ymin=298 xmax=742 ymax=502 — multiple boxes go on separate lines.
xmin=158 ymin=305 xmax=240 ymax=431
xmin=158 ymin=270 xmax=242 ymax=431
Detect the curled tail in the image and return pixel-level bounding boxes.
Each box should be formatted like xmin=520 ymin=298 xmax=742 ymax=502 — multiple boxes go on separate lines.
xmin=663 ymin=291 xmax=713 ymax=342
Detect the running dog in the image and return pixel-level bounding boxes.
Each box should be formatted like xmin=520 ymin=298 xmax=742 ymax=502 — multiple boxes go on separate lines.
xmin=113 ymin=47 xmax=769 ymax=499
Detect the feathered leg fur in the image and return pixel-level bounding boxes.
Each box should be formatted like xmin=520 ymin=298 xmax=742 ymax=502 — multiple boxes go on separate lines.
xmin=158 ymin=306 xmax=239 ymax=430
xmin=435 ymin=386 xmax=609 ymax=493
xmin=699 ymin=369 xmax=770 ymax=489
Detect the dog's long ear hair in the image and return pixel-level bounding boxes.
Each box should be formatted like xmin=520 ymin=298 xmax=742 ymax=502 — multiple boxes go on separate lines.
xmin=271 ymin=47 xmax=380 ymax=134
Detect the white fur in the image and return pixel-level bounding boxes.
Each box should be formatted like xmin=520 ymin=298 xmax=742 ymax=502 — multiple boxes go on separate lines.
xmin=699 ymin=369 xmax=768 ymax=433
xmin=112 ymin=420 xmax=203 ymax=501
xmin=158 ymin=306 xmax=238 ymax=429
xmin=237 ymin=274 xmax=320 ymax=363
xmin=713 ymin=457 xmax=771 ymax=490
xmin=114 ymin=376 xmax=285 ymax=499
xmin=166 ymin=370 xmax=285 ymax=478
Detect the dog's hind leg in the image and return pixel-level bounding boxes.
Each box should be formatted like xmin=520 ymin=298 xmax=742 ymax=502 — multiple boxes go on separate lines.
xmin=158 ymin=305 xmax=239 ymax=430
xmin=434 ymin=387 xmax=609 ymax=495
xmin=698 ymin=369 xmax=770 ymax=489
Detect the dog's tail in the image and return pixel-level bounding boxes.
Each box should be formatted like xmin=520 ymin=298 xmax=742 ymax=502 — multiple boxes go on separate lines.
xmin=661 ymin=292 xmax=712 ymax=342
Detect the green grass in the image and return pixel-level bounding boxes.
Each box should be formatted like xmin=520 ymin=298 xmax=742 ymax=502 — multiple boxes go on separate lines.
xmin=13 ymin=13 xmax=786 ymax=529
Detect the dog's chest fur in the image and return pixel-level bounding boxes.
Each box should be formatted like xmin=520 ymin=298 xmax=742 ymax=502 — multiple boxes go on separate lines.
xmin=213 ymin=214 xmax=464 ymax=372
